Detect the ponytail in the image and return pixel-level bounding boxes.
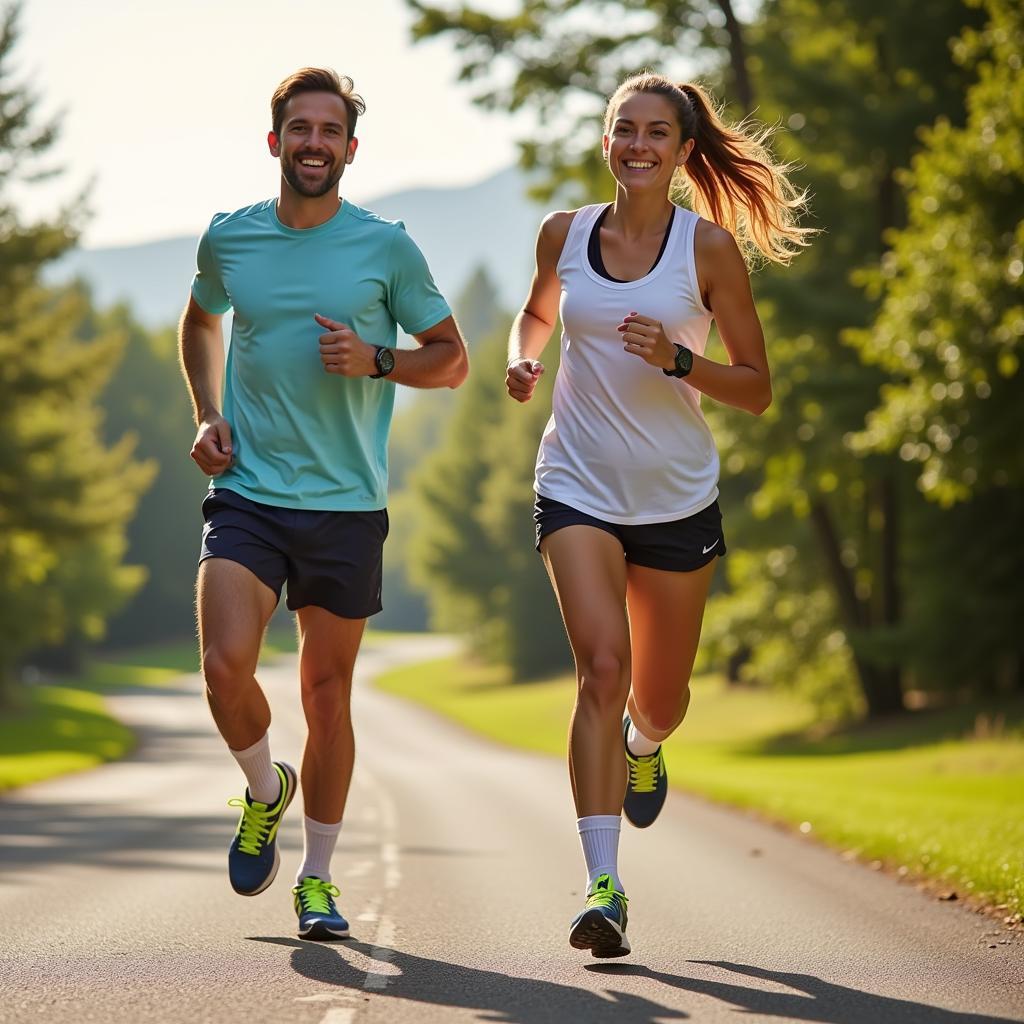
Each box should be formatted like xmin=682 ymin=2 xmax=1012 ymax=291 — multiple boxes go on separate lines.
xmin=605 ymin=74 xmax=813 ymax=266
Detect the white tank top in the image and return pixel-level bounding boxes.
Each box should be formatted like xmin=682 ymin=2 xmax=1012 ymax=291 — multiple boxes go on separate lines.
xmin=534 ymin=203 xmax=719 ymax=524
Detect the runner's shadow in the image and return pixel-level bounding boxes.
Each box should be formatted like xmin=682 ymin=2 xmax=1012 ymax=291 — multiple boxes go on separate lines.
xmin=249 ymin=936 xmax=689 ymax=1023
xmin=584 ymin=959 xmax=1021 ymax=1023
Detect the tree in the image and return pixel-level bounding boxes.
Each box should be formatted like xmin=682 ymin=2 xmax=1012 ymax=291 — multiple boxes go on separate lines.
xmin=844 ymin=0 xmax=1024 ymax=692
xmin=408 ymin=0 xmax=756 ymax=206
xmin=0 ymin=4 xmax=152 ymax=696
xmin=410 ymin=0 xmax=991 ymax=717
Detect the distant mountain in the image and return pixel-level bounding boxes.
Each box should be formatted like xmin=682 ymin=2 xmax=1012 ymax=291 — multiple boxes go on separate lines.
xmin=50 ymin=166 xmax=547 ymax=329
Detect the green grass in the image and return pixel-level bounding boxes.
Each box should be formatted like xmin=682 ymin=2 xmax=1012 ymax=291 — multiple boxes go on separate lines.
xmin=376 ymin=656 xmax=1024 ymax=916
xmin=0 ymin=684 xmax=136 ymax=791
xmin=0 ymin=626 xmax=428 ymax=793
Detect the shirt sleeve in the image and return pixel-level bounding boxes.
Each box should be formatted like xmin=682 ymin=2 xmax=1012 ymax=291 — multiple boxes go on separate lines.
xmin=190 ymin=221 xmax=231 ymax=315
xmin=385 ymin=223 xmax=452 ymax=336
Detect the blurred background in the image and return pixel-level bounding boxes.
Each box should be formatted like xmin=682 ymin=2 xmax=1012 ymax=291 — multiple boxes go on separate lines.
xmin=1 ymin=0 xmax=1021 ymax=724
xmin=2 ymin=0 xmax=1022 ymax=919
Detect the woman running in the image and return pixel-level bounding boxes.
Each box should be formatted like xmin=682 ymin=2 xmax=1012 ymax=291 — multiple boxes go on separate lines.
xmin=505 ymin=73 xmax=811 ymax=958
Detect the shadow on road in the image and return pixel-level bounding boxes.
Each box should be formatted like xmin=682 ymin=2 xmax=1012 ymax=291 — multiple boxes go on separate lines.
xmin=249 ymin=936 xmax=1021 ymax=1024
xmin=250 ymin=935 xmax=689 ymax=1023
xmin=586 ymin=959 xmax=1021 ymax=1024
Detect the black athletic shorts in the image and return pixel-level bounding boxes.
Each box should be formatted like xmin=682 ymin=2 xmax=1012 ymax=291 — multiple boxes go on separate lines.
xmin=533 ymin=494 xmax=726 ymax=572
xmin=199 ymin=488 xmax=389 ymax=619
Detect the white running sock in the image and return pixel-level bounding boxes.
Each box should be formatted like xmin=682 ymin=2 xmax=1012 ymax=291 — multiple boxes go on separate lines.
xmin=577 ymin=815 xmax=623 ymax=892
xmin=626 ymin=719 xmax=660 ymax=757
xmin=296 ymin=817 xmax=342 ymax=885
xmin=229 ymin=733 xmax=280 ymax=804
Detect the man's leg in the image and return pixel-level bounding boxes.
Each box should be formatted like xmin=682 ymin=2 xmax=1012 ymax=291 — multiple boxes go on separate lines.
xmin=289 ymin=605 xmax=365 ymax=941
xmin=198 ymin=557 xmax=296 ymax=895
xmin=197 ymin=557 xmax=278 ymax=751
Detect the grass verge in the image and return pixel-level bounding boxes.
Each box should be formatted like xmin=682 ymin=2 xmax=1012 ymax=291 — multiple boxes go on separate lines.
xmin=376 ymin=655 xmax=1024 ymax=918
xmin=0 ymin=626 xmax=426 ymax=793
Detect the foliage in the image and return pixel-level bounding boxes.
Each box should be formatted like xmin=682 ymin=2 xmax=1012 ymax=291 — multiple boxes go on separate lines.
xmin=407 ymin=0 xmax=1020 ymax=716
xmin=408 ymin=323 xmax=569 ymax=679
xmin=847 ymin=0 xmax=1024 ymax=505
xmin=409 ymin=0 xmax=756 ymax=205
xmin=0 ymin=4 xmax=152 ymax=694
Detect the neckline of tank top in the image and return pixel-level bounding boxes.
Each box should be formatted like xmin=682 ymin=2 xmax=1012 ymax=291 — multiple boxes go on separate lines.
xmin=586 ymin=204 xmax=678 ymax=285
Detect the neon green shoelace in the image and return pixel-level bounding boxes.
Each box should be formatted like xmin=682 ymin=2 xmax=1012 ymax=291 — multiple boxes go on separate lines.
xmin=627 ymin=749 xmax=663 ymax=793
xmin=227 ymin=797 xmax=274 ymax=856
xmin=586 ymin=876 xmax=628 ymax=911
xmin=294 ymin=877 xmax=341 ymax=914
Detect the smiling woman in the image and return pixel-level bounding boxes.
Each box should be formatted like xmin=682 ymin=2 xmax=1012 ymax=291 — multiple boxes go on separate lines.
xmin=504 ymin=71 xmax=814 ymax=959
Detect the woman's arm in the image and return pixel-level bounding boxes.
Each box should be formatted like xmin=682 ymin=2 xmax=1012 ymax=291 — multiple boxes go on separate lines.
xmin=619 ymin=220 xmax=772 ymax=416
xmin=506 ymin=211 xmax=575 ymax=403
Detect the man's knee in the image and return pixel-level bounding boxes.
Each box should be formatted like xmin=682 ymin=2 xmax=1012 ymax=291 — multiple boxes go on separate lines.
xmin=301 ymin=670 xmax=353 ymax=727
xmin=201 ymin=643 xmax=257 ymax=695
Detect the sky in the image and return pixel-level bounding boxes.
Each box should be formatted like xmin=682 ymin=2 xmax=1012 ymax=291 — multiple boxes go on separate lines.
xmin=15 ymin=0 xmax=525 ymax=248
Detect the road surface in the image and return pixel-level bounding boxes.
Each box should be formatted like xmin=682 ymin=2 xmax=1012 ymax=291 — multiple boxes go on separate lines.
xmin=2 ymin=635 xmax=1022 ymax=1024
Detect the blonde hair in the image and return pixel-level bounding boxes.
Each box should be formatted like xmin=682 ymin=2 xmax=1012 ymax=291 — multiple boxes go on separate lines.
xmin=605 ymin=74 xmax=813 ymax=266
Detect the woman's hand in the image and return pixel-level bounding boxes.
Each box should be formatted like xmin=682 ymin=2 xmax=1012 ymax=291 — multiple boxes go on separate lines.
xmin=618 ymin=313 xmax=676 ymax=370
xmin=506 ymin=358 xmax=545 ymax=402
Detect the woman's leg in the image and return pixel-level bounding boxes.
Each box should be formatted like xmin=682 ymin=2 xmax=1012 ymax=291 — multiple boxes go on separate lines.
xmin=619 ymin=558 xmax=717 ymax=828
xmin=625 ymin=558 xmax=718 ymax=743
xmin=541 ymin=524 xmax=633 ymax=957
xmin=541 ymin=526 xmax=631 ymax=815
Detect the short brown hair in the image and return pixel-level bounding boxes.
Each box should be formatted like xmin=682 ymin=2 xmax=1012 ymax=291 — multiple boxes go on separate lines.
xmin=271 ymin=68 xmax=365 ymax=141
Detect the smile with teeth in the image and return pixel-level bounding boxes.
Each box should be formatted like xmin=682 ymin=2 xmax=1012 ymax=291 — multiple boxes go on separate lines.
xmin=299 ymin=157 xmax=328 ymax=168
xmin=624 ymin=160 xmax=656 ymax=169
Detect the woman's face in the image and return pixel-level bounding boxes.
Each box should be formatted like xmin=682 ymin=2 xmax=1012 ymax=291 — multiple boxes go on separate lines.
xmin=603 ymin=91 xmax=693 ymax=195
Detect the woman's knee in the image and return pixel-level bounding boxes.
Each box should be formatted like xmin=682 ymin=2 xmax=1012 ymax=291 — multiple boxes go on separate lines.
xmin=632 ymin=688 xmax=690 ymax=736
xmin=576 ymin=649 xmax=630 ymax=712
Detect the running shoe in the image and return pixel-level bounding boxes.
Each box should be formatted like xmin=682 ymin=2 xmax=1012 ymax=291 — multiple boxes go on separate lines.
xmin=568 ymin=873 xmax=630 ymax=958
xmin=227 ymin=761 xmax=297 ymax=896
xmin=622 ymin=715 xmax=667 ymax=828
xmin=293 ymin=876 xmax=350 ymax=940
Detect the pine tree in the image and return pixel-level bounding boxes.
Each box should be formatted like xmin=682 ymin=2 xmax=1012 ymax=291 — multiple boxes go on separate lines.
xmin=0 ymin=4 xmax=152 ymax=699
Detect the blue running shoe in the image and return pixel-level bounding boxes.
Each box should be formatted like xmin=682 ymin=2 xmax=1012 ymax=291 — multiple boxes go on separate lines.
xmin=293 ymin=876 xmax=350 ymax=941
xmin=622 ymin=715 xmax=667 ymax=828
xmin=569 ymin=873 xmax=630 ymax=958
xmin=227 ymin=761 xmax=296 ymax=896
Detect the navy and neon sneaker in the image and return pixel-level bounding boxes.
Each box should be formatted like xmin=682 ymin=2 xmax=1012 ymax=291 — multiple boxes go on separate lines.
xmin=227 ymin=761 xmax=297 ymax=896
xmin=569 ymin=873 xmax=630 ymax=958
xmin=622 ymin=715 xmax=668 ymax=828
xmin=293 ymin=876 xmax=350 ymax=941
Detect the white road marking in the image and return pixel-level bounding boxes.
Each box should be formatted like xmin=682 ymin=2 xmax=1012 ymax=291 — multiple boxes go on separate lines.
xmin=318 ymin=1009 xmax=357 ymax=1024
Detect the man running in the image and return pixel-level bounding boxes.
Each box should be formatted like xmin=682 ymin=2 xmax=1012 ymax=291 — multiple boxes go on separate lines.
xmin=179 ymin=67 xmax=468 ymax=939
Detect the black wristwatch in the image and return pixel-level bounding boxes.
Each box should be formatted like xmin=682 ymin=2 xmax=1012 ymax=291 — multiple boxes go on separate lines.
xmin=663 ymin=343 xmax=693 ymax=379
xmin=370 ymin=346 xmax=396 ymax=379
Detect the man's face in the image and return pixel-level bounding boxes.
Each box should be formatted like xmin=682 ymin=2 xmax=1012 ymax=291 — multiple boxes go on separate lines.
xmin=269 ymin=91 xmax=357 ymax=198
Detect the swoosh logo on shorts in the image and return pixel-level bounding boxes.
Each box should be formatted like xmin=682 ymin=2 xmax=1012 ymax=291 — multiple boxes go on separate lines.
xmin=702 ymin=539 xmax=720 ymax=554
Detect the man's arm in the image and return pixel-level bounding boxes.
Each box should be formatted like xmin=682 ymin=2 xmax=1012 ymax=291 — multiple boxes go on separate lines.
xmin=179 ymin=295 xmax=233 ymax=475
xmin=314 ymin=313 xmax=469 ymax=390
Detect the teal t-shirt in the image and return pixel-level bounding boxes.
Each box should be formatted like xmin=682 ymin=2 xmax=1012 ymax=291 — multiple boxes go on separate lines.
xmin=190 ymin=198 xmax=451 ymax=510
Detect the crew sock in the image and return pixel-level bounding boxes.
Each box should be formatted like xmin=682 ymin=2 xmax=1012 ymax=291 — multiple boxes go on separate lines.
xmin=229 ymin=733 xmax=280 ymax=804
xmin=577 ymin=814 xmax=623 ymax=893
xmin=296 ymin=816 xmax=343 ymax=885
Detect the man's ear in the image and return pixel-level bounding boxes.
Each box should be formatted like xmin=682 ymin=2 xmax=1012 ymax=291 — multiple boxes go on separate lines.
xmin=346 ymin=137 xmax=359 ymax=164
xmin=267 ymin=131 xmax=280 ymax=157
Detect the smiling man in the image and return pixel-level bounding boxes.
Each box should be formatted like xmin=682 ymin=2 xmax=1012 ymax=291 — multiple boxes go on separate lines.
xmin=178 ymin=68 xmax=468 ymax=940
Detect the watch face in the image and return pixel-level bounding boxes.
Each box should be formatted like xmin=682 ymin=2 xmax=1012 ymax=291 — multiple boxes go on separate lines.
xmin=676 ymin=346 xmax=693 ymax=375
xmin=377 ymin=347 xmax=396 ymax=375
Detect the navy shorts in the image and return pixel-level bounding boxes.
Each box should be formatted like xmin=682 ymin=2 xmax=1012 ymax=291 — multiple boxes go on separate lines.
xmin=199 ymin=488 xmax=389 ymax=619
xmin=534 ymin=495 xmax=726 ymax=572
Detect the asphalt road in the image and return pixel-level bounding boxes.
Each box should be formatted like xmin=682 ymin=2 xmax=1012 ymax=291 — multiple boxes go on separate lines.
xmin=2 ymin=634 xmax=1022 ymax=1024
